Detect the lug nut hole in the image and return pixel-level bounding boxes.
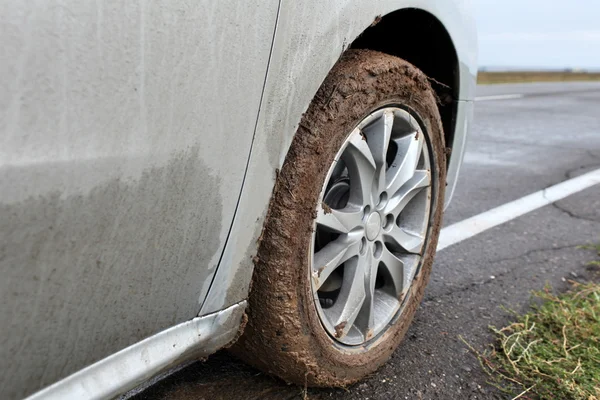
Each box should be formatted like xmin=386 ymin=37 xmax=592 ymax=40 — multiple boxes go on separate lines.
xmin=360 ymin=237 xmax=367 ymax=254
xmin=383 ymin=214 xmax=394 ymax=230
xmin=378 ymin=192 xmax=388 ymax=208
xmin=374 ymin=241 xmax=383 ymax=258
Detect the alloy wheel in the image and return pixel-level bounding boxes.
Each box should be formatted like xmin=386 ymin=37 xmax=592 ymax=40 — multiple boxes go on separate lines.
xmin=310 ymin=107 xmax=433 ymax=346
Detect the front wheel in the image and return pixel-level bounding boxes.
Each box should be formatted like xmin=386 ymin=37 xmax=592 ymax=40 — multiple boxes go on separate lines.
xmin=233 ymin=49 xmax=446 ymax=386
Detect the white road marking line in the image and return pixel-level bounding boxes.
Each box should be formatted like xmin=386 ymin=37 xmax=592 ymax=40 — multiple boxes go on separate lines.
xmin=475 ymin=94 xmax=525 ymax=101
xmin=438 ymin=168 xmax=600 ymax=251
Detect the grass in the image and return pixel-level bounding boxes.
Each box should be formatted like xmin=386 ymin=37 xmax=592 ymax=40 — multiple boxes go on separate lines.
xmin=468 ymin=244 xmax=600 ymax=399
xmin=478 ymin=71 xmax=600 ymax=85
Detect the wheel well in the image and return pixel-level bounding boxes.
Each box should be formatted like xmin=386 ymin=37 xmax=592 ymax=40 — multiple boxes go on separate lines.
xmin=351 ymin=9 xmax=459 ymax=159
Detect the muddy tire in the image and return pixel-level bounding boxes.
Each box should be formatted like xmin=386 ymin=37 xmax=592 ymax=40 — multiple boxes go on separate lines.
xmin=232 ymin=49 xmax=446 ymax=386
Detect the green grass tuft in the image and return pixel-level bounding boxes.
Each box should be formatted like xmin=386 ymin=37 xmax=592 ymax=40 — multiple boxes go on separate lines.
xmin=474 ymin=282 xmax=600 ymax=399
xmin=463 ymin=244 xmax=600 ymax=399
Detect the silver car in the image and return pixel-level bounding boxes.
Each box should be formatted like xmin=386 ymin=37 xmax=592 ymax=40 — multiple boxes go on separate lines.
xmin=1 ymin=1 xmax=477 ymax=398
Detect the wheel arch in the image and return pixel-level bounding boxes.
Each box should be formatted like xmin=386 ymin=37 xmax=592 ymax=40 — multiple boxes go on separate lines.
xmin=351 ymin=8 xmax=460 ymax=163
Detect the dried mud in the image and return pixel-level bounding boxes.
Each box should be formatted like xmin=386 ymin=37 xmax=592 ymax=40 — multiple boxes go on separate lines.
xmin=231 ymin=50 xmax=447 ymax=387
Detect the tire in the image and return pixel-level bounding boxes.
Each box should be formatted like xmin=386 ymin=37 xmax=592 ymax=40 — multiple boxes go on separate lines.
xmin=232 ymin=49 xmax=446 ymax=387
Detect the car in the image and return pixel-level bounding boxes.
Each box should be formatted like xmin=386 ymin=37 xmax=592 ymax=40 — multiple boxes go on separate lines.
xmin=0 ymin=1 xmax=477 ymax=399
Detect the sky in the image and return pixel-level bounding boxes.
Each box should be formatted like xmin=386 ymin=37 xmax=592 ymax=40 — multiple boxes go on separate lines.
xmin=476 ymin=0 xmax=600 ymax=70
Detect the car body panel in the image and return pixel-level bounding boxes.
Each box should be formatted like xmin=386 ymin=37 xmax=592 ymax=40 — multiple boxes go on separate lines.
xmin=2 ymin=0 xmax=476 ymax=398
xmin=201 ymin=0 xmax=478 ymax=314
xmin=0 ymin=1 xmax=278 ymax=398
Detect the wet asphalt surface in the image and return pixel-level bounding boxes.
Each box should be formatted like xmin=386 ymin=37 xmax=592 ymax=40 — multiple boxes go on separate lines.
xmin=134 ymin=82 xmax=600 ymax=400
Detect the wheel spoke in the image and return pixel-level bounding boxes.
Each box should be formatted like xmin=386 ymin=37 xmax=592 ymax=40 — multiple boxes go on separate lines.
xmin=316 ymin=203 xmax=364 ymax=234
xmin=363 ymin=111 xmax=393 ymax=193
xmin=379 ymin=246 xmax=405 ymax=297
xmin=383 ymin=225 xmax=425 ymax=254
xmin=363 ymin=110 xmax=393 ymax=166
xmin=324 ymin=256 xmax=367 ymax=339
xmin=313 ymin=235 xmax=361 ymax=289
xmin=383 ymin=170 xmax=430 ymax=217
xmin=342 ymin=131 xmax=376 ymax=205
xmin=401 ymin=254 xmax=419 ymax=296
xmin=385 ymin=132 xmax=423 ymax=197
xmin=354 ymin=246 xmax=378 ymax=338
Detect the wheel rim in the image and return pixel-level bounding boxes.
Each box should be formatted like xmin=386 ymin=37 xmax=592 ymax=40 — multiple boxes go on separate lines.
xmin=310 ymin=107 xmax=433 ymax=346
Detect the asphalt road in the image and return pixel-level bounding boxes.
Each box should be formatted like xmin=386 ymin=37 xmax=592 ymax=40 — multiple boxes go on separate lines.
xmin=133 ymin=82 xmax=600 ymax=400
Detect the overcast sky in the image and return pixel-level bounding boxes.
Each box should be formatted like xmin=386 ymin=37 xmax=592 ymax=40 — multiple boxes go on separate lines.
xmin=477 ymin=0 xmax=600 ymax=69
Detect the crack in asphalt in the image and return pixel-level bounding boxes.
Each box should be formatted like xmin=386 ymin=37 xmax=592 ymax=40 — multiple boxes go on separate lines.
xmin=587 ymin=150 xmax=600 ymax=160
xmin=550 ymin=202 xmax=600 ymax=224
xmin=564 ymin=160 xmax=600 ymax=179
xmin=427 ymin=244 xmax=581 ymax=301
xmin=430 ymin=162 xmax=600 ymax=302
xmin=539 ymin=164 xmax=600 ymax=223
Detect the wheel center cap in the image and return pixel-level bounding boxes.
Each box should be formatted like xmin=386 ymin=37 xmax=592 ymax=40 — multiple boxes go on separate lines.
xmin=365 ymin=213 xmax=381 ymax=241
